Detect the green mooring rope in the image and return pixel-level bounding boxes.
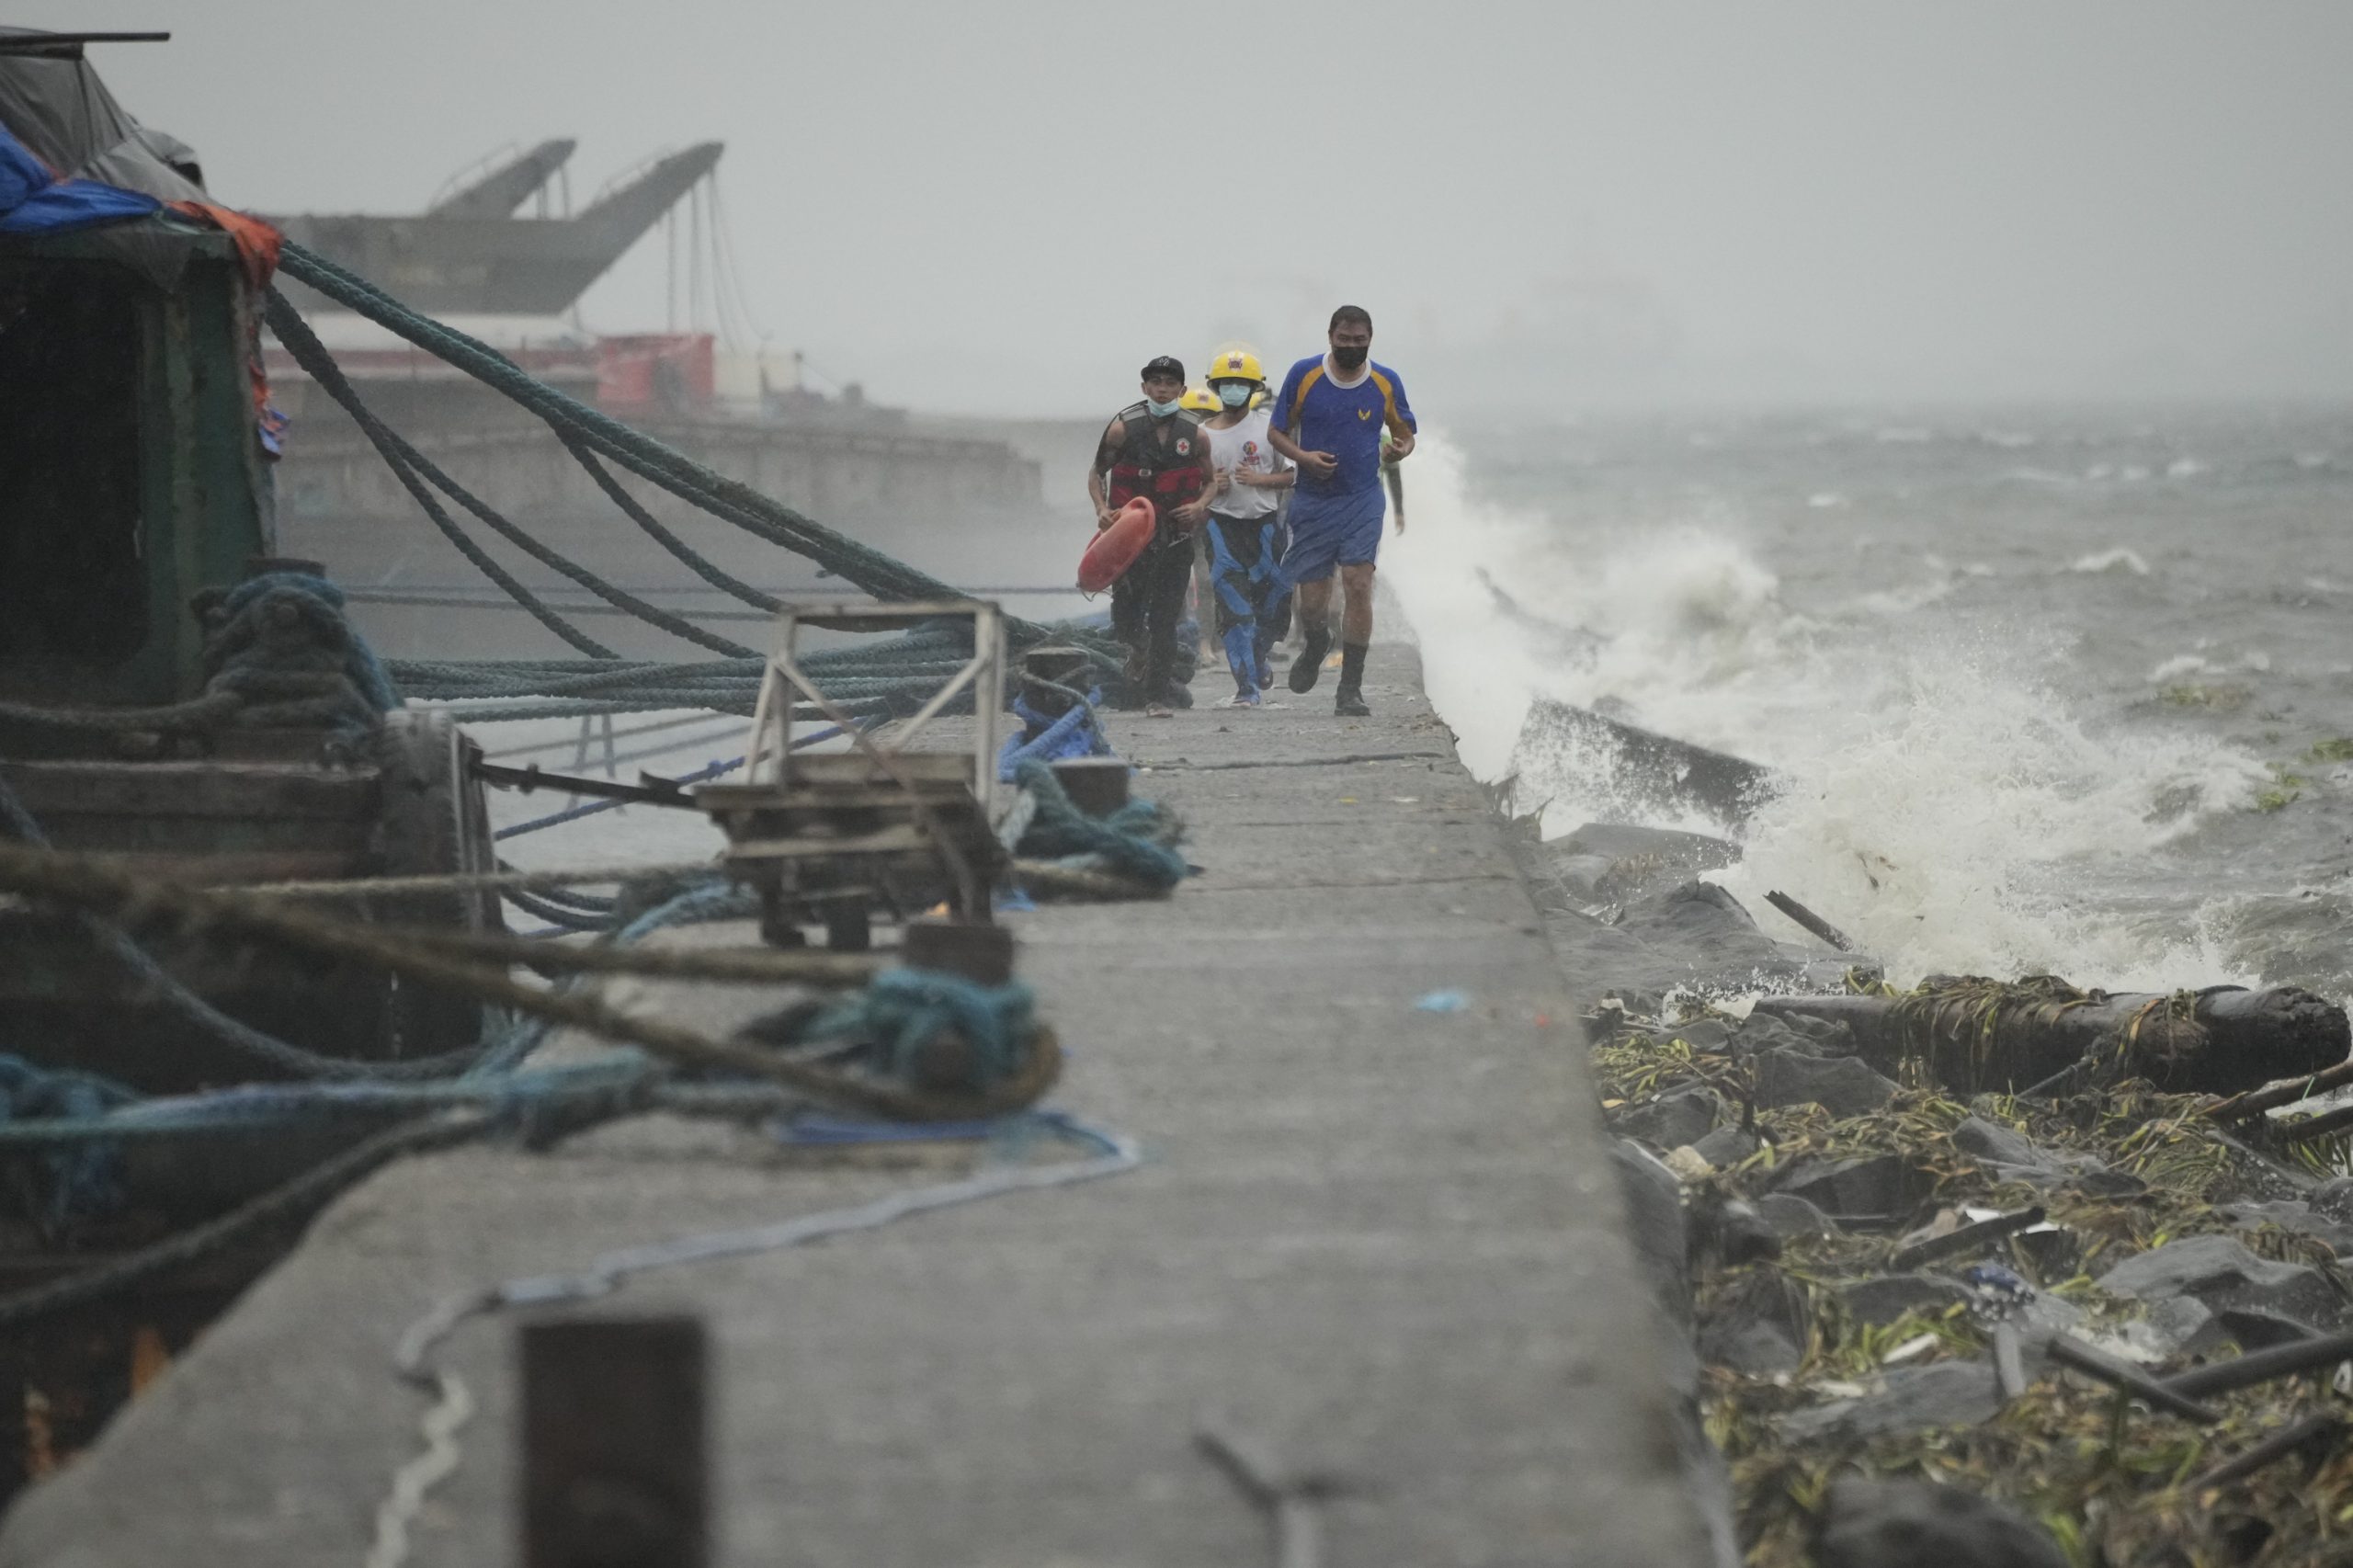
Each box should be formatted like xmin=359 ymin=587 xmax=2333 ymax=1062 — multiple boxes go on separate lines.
xmin=267 ymin=245 xmax=1145 ymax=711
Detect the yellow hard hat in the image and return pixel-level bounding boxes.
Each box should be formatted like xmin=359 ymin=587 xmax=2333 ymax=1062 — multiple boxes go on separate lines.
xmin=1179 ymin=384 xmax=1220 ymax=414
xmin=1205 ymin=347 xmax=1266 ymax=386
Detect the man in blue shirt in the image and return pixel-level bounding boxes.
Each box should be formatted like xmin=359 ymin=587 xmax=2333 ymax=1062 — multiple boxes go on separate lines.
xmin=1267 ymin=305 xmax=1416 ymax=716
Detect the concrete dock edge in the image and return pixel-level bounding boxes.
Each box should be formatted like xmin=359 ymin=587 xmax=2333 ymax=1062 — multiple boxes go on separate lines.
xmin=0 ymin=642 xmax=1719 ymax=1567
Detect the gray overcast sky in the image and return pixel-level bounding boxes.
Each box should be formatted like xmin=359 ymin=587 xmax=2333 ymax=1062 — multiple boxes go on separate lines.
xmin=25 ymin=2 xmax=2353 ymax=414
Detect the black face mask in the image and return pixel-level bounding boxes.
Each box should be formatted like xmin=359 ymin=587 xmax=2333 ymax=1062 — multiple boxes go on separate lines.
xmin=1331 ymin=344 xmax=1368 ymax=371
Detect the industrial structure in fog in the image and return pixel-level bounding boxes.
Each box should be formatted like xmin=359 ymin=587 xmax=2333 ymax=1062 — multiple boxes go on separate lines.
xmin=265 ymin=138 xmax=1040 ymax=585
xmin=269 ymin=140 xmax=722 ymax=316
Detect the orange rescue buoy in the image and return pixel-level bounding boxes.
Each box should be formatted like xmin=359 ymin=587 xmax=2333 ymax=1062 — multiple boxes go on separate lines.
xmin=1078 ymin=496 xmax=1156 ymax=594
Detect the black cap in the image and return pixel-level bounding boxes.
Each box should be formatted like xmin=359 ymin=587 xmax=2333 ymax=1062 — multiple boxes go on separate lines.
xmin=1140 ymin=355 xmax=1185 ymax=381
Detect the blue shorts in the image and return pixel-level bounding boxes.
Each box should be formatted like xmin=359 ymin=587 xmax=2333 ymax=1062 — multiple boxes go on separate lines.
xmin=1278 ymin=485 xmax=1386 ymax=587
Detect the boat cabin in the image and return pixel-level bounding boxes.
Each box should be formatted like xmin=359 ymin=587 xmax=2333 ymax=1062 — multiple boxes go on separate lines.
xmin=0 ymin=222 xmax=277 ymax=711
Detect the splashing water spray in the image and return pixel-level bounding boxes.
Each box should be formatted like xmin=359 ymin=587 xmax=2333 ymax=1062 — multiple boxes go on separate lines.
xmin=1385 ymin=433 xmax=2267 ymax=991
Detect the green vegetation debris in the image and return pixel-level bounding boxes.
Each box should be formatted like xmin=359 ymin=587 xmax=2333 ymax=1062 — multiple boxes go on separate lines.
xmin=1596 ymin=998 xmax=2353 ymax=1566
xmin=2256 ymin=763 xmax=2308 ymax=812
xmin=2158 ymin=683 xmax=2250 ymax=711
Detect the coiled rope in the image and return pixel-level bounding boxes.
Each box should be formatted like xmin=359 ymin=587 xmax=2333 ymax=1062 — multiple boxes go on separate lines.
xmin=0 ymin=570 xmax=399 ymax=740
xmin=769 ymin=969 xmax=1040 ymax=1089
xmin=0 ymin=835 xmax=1062 ymax=1120
xmin=1008 ymin=757 xmax=1188 ymax=895
xmin=997 ymin=686 xmax=1113 ymax=779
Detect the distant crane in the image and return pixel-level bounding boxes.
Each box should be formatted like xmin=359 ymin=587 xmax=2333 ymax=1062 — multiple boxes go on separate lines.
xmin=268 ymin=141 xmax=725 ymax=316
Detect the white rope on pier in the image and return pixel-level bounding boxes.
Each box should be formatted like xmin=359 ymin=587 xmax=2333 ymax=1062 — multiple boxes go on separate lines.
xmin=359 ymin=1116 xmax=1140 ymax=1568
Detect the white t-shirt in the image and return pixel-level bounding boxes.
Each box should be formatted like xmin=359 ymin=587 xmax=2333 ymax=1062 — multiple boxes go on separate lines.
xmin=1203 ymin=407 xmax=1290 ymax=521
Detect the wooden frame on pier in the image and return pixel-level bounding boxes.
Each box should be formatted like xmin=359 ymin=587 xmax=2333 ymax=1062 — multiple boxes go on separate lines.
xmin=742 ymin=598 xmax=1006 ymax=815
xmin=703 ymin=600 xmax=1007 ymax=949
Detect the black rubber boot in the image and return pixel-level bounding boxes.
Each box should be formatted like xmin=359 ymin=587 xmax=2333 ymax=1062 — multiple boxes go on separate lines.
xmin=1333 ymin=642 xmax=1370 ymax=714
xmin=1289 ymin=626 xmax=1331 ymax=693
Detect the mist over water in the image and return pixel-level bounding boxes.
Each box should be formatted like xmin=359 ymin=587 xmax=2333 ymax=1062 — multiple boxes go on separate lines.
xmin=1388 ymin=415 xmax=2353 ymax=1001
xmin=15 ymin=3 xmax=2353 ymax=414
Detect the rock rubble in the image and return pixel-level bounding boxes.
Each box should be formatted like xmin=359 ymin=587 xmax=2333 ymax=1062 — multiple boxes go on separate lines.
xmin=1529 ymin=820 xmax=2353 ymax=1564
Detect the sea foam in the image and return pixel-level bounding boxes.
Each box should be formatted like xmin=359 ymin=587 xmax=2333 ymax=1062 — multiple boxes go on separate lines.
xmin=1388 ymin=433 xmax=2263 ymax=991
xmin=2069 ymin=547 xmax=2152 ymax=575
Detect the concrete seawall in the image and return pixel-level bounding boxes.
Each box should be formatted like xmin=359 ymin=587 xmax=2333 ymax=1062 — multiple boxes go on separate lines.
xmin=0 ymin=642 xmax=1715 ymax=1566
xmin=278 ymin=417 xmax=1041 ymax=534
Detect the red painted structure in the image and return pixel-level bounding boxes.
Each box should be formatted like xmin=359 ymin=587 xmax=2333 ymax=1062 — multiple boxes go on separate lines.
xmin=596 ymin=333 xmax=716 ymax=410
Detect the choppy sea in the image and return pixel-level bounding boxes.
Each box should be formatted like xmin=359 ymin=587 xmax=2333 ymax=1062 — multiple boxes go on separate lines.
xmin=1391 ymin=407 xmax=2352 ymax=1002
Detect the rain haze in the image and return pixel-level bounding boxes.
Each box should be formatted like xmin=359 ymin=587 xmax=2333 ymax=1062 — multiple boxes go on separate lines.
xmin=22 ymin=0 xmax=2353 ymax=413
xmin=13 ymin=8 xmax=2353 ymax=1562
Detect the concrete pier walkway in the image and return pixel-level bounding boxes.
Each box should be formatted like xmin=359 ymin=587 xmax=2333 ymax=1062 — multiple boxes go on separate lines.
xmin=0 ymin=642 xmax=1712 ymax=1567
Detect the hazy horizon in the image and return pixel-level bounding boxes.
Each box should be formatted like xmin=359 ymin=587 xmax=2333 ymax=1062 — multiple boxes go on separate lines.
xmin=20 ymin=3 xmax=2353 ymax=417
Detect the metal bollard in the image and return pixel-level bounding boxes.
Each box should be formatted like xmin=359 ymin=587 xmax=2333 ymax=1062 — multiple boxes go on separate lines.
xmin=522 ymin=1316 xmax=708 ymax=1568
xmin=1049 ymin=756 xmax=1130 ymax=817
xmin=1019 ymin=645 xmax=1094 ymax=716
xmin=903 ymin=915 xmax=1016 ymax=985
xmin=901 ymin=917 xmax=1019 ymax=1093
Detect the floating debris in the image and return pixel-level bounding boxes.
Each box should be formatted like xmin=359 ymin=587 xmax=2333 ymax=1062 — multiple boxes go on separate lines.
xmin=1747 ymin=976 xmax=2347 ymax=1098
xmin=1512 ymin=699 xmax=1779 ymax=825
xmin=1593 ymin=986 xmax=2353 ymax=1565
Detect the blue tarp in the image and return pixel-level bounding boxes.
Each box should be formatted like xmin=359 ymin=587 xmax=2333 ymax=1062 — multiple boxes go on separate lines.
xmin=0 ymin=121 xmax=158 ymax=235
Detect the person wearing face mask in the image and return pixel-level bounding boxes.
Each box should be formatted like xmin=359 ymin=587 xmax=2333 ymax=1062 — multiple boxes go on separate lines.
xmin=1088 ymin=355 xmax=1217 ymax=715
xmin=1267 ymin=305 xmax=1417 ymax=717
xmin=1188 ymin=357 xmax=1276 ymax=665
xmin=1197 ymin=348 xmax=1295 ymax=706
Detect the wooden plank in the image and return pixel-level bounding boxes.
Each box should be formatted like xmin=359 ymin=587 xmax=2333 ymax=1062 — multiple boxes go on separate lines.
xmin=724 ymin=751 xmax=975 ymax=786
xmin=701 ymin=784 xmax=985 ymax=810
xmin=203 ymin=730 xmax=348 ymax=763
xmin=704 ymin=802 xmax=984 ymax=842
xmin=53 ymin=849 xmax=369 ymax=884
xmin=0 ymin=761 xmax=378 ymax=820
xmin=34 ymin=819 xmax=375 ymax=857
xmin=722 ymin=826 xmax=936 ymax=861
xmin=522 ymin=1317 xmax=707 ymax=1568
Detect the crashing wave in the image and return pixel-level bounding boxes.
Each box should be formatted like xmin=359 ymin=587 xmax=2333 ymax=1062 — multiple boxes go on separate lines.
xmin=2069 ymin=547 xmax=2151 ymax=575
xmin=1386 ymin=432 xmax=2264 ymax=992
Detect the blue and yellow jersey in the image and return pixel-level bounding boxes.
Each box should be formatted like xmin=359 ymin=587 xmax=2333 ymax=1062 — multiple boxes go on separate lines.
xmin=1273 ymin=355 xmax=1416 ymax=499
